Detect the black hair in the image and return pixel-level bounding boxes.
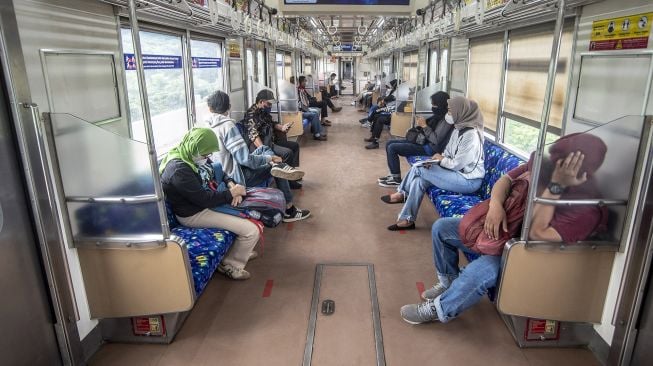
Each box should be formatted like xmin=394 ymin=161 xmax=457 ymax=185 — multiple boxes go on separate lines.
xmin=298 ymin=75 xmax=306 ymax=84
xmin=255 ymin=89 xmax=275 ymax=103
xmin=289 ymin=76 xmax=295 ymax=84
xmin=330 ymin=73 xmax=336 ymax=78
xmin=207 ymin=90 xmax=230 ymax=114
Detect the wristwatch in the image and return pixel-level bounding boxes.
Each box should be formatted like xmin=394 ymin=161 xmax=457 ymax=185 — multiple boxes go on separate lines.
xmin=547 ymin=182 xmax=565 ymax=195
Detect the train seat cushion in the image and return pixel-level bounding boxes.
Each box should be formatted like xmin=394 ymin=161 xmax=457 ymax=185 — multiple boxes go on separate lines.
xmin=166 ymin=202 xmax=236 ymax=296
xmin=171 ymin=227 xmax=235 ymax=296
xmin=406 ymin=140 xmax=525 ymax=217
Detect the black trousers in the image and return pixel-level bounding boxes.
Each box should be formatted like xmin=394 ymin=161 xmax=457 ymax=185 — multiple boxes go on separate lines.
xmin=321 ymin=91 xmax=336 ymax=110
xmin=272 ymin=139 xmax=300 ymax=167
xmin=309 ymin=100 xmax=328 ymax=118
xmin=371 ymin=114 xmax=392 ymax=139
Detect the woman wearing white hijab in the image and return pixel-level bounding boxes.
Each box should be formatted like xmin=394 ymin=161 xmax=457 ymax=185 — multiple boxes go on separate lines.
xmin=382 ymin=96 xmax=486 ymax=231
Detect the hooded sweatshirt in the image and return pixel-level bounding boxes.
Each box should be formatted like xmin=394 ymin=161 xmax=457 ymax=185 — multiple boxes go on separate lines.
xmin=206 ymin=113 xmax=271 ymax=185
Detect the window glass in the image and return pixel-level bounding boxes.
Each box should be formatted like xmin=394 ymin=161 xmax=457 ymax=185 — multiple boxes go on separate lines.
xmin=504 ymin=118 xmax=558 ymax=155
xmin=190 ymin=39 xmax=224 ymax=125
xmin=284 ymin=53 xmax=293 ymax=82
xmin=276 ymin=52 xmax=284 ymax=81
xmin=504 ymin=22 xmax=574 ymax=128
xmin=121 ymin=29 xmax=188 ymax=154
xmin=246 ymin=48 xmax=255 ymax=83
xmin=467 ymin=34 xmax=503 ymax=132
xmin=257 ymin=49 xmax=266 ymax=85
xmin=429 ymin=49 xmax=438 ymax=86
xmin=440 ymin=49 xmax=448 ymax=89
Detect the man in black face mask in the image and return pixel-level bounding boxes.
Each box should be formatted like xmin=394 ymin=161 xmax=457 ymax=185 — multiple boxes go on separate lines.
xmin=245 ymin=90 xmax=303 ymax=189
xmin=377 ymin=91 xmax=454 ymax=187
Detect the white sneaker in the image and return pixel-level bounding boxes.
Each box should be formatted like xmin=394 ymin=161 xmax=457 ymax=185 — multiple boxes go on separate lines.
xmin=271 ymin=163 xmax=304 ymax=181
xmin=361 ymin=121 xmax=371 ymax=128
xmin=217 ymin=264 xmax=251 ymax=280
xmin=248 ymin=251 xmax=258 ymax=261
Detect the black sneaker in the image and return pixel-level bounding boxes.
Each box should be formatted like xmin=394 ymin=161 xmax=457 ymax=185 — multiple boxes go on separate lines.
xmin=283 ymin=206 xmax=311 ymax=222
xmin=365 ymin=141 xmax=379 ymax=149
xmin=378 ymin=175 xmax=392 ymax=183
xmin=359 ymin=118 xmax=369 ymax=124
xmin=288 ymin=180 xmax=303 ymax=190
xmin=378 ymin=176 xmax=401 ymax=187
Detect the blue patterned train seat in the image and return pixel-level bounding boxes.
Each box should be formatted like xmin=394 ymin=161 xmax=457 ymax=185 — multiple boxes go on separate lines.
xmin=407 ymin=140 xmax=525 ymax=218
xmin=166 ymin=203 xmax=235 ymax=296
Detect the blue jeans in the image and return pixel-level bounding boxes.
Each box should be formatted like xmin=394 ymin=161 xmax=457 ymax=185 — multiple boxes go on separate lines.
xmin=430 ymin=218 xmax=501 ymax=323
xmin=302 ymin=111 xmax=322 ymax=136
xmin=397 ymin=165 xmax=483 ymax=221
xmin=385 ymin=140 xmax=431 ymax=176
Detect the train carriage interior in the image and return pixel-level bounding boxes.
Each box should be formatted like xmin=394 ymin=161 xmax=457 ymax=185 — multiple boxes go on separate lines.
xmin=2 ymin=0 xmax=653 ymax=365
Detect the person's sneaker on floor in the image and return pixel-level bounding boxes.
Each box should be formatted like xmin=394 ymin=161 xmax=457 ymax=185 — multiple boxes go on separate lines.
xmin=400 ymin=300 xmax=440 ymax=325
xmin=333 ymin=106 xmax=343 ymax=111
xmin=314 ymin=134 xmax=328 ymax=141
xmin=378 ymin=176 xmax=401 ymax=187
xmin=421 ymin=282 xmax=448 ymax=300
xmin=378 ymin=175 xmax=393 ymax=183
xmin=270 ymin=163 xmax=304 ymax=181
xmin=359 ymin=118 xmax=368 ymax=124
xmin=361 ymin=121 xmax=371 ymax=128
xmin=364 ymin=137 xmax=376 ymax=142
xmin=365 ymin=141 xmax=379 ymax=149
xmin=217 ymin=264 xmax=251 ymax=280
xmin=283 ymin=206 xmax=311 ymax=222
xmin=248 ymin=251 xmax=258 ymax=261
xmin=288 ymin=180 xmax=303 ymax=190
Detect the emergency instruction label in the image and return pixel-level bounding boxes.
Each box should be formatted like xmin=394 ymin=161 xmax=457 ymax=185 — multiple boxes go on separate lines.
xmin=590 ymin=13 xmax=652 ymax=51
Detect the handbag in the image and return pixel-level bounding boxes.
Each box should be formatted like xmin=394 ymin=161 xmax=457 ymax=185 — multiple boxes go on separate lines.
xmin=458 ymin=171 xmax=530 ymax=255
xmin=405 ymin=127 xmax=427 ymax=145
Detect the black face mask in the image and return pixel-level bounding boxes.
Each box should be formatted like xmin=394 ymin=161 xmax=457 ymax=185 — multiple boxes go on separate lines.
xmin=432 ymin=107 xmax=438 ymax=114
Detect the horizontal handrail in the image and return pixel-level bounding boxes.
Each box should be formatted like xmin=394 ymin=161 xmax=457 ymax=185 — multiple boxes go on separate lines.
xmin=66 ymin=194 xmax=160 ymax=204
xmin=74 ymin=234 xmax=167 ymax=246
xmin=524 ymin=240 xmax=620 ymax=251
xmin=533 ymin=197 xmax=627 ymax=206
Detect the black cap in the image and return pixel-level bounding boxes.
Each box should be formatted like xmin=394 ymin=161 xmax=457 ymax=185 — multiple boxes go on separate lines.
xmin=256 ymin=89 xmax=276 ymax=103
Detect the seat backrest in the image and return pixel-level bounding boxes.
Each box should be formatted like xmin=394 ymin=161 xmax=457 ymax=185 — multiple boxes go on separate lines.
xmin=478 ymin=141 xmax=525 ymax=200
xmin=165 ymin=201 xmax=180 ymax=229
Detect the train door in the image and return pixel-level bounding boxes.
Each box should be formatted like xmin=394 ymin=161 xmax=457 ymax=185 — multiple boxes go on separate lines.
xmin=0 ymin=63 xmax=62 ymax=365
xmin=189 ymin=37 xmax=224 ymax=125
xmin=339 ymin=58 xmax=354 ymax=95
xmin=257 ymin=47 xmax=266 ymax=86
xmin=276 ymin=51 xmax=284 ymax=81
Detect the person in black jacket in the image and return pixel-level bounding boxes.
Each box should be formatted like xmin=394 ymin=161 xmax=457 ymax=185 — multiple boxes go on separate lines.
xmin=378 ymin=91 xmax=453 ymax=187
xmin=160 ymin=128 xmax=259 ymax=280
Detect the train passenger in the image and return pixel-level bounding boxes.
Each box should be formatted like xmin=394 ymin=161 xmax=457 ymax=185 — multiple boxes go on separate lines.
xmin=159 ymin=128 xmax=258 ymax=280
xmin=359 ymin=79 xmax=397 ymax=128
xmin=298 ymin=76 xmax=339 ymax=127
xmin=245 ymin=89 xmax=304 ymax=171
xmin=381 ymin=96 xmax=485 ymax=231
xmin=401 ymin=133 xmax=609 ymax=325
xmin=357 ymin=79 xmax=377 ymax=110
xmin=294 ymin=84 xmax=329 ymax=140
xmin=328 ymin=72 xmax=338 ymax=97
xmin=362 ymin=96 xmax=393 ymax=149
xmin=377 ymin=91 xmax=453 ymax=186
xmin=206 ymin=91 xmax=311 ymax=222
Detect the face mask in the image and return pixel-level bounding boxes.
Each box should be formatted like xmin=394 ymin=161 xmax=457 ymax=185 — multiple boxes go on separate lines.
xmin=193 ymin=156 xmax=208 ymax=166
xmin=432 ymin=106 xmax=439 ymax=114
xmin=445 ymin=113 xmax=455 ymax=125
xmin=263 ymin=107 xmax=272 ymax=113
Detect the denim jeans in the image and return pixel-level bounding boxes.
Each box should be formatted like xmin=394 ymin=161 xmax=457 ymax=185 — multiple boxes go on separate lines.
xmin=367 ymin=104 xmax=379 ymax=120
xmin=385 ymin=140 xmax=430 ymax=176
xmin=397 ymin=165 xmax=483 ymax=221
xmin=430 ymin=217 xmax=501 ymax=323
xmin=302 ymin=111 xmax=322 ymax=136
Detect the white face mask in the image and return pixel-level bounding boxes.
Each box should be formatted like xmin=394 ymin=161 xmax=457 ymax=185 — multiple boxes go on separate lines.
xmin=193 ymin=156 xmax=208 ymax=166
xmin=445 ymin=113 xmax=455 ymax=125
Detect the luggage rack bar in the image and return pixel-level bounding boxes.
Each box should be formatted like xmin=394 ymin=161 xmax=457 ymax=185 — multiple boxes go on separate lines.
xmin=532 ymin=197 xmax=627 ymax=206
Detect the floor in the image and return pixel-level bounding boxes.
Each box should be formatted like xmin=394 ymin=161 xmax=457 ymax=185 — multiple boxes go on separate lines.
xmin=90 ymin=98 xmax=601 ymax=366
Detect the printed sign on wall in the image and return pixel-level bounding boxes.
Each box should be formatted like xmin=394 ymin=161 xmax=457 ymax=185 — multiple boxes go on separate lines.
xmin=124 ymin=53 xmax=182 ymax=70
xmin=191 ymin=57 xmax=222 ymax=68
xmin=590 ymin=13 xmax=652 ymax=51
xmin=227 ymin=40 xmax=242 ymax=58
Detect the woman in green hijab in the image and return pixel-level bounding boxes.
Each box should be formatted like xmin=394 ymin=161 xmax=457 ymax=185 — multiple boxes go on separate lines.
xmin=160 ymin=128 xmax=260 ymax=280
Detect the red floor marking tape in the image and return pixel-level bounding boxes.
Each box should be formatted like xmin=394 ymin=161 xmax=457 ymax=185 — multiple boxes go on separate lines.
xmin=286 ymin=222 xmax=294 ymax=231
xmin=299 ymin=189 xmax=304 ymax=196
xmin=399 ymin=230 xmax=407 ymax=234
xmin=262 ymin=280 xmax=274 ymax=298
xmin=416 ymin=282 xmax=425 ymax=298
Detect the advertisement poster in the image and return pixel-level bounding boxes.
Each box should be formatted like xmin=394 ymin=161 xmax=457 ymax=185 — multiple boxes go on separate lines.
xmin=590 ymin=13 xmax=652 ymax=51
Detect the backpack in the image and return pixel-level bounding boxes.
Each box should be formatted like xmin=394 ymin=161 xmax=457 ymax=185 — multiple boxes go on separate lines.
xmin=214 ymin=187 xmax=286 ymax=228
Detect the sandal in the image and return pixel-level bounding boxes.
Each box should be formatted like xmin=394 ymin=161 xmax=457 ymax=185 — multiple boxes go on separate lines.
xmin=380 ymin=194 xmax=404 ymax=204
xmin=387 ymin=222 xmax=416 ymax=231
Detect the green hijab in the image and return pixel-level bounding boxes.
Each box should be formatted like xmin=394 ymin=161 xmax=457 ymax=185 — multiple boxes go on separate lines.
xmin=159 ymin=128 xmax=219 ymax=174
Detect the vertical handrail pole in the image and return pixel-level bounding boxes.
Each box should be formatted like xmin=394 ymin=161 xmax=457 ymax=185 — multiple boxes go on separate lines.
xmin=521 ymin=0 xmax=566 ymax=241
xmin=127 ymin=0 xmax=170 ymax=238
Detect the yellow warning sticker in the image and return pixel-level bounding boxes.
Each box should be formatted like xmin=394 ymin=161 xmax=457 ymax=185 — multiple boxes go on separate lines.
xmin=590 ymin=13 xmax=652 ymax=51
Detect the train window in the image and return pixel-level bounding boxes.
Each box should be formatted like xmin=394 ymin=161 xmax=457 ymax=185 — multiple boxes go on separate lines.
xmin=246 ymin=48 xmax=255 ymax=82
xmin=467 ymin=34 xmax=503 ymax=132
xmin=190 ymin=39 xmax=224 ymax=125
xmin=402 ymin=51 xmax=418 ymax=83
xmin=382 ymin=57 xmax=391 ymax=77
xmin=257 ymin=49 xmax=266 ymax=85
xmin=121 ymin=29 xmax=188 ymax=154
xmin=450 ymin=59 xmax=466 ymax=94
xmin=305 ymin=58 xmax=312 ymax=77
xmin=276 ymin=52 xmax=284 ymax=80
xmin=504 ymin=23 xmax=573 ymax=129
xmin=428 ymin=49 xmax=438 ymax=86
xmin=440 ymin=49 xmax=449 ymax=89
xmin=284 ymin=53 xmax=293 ymax=81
